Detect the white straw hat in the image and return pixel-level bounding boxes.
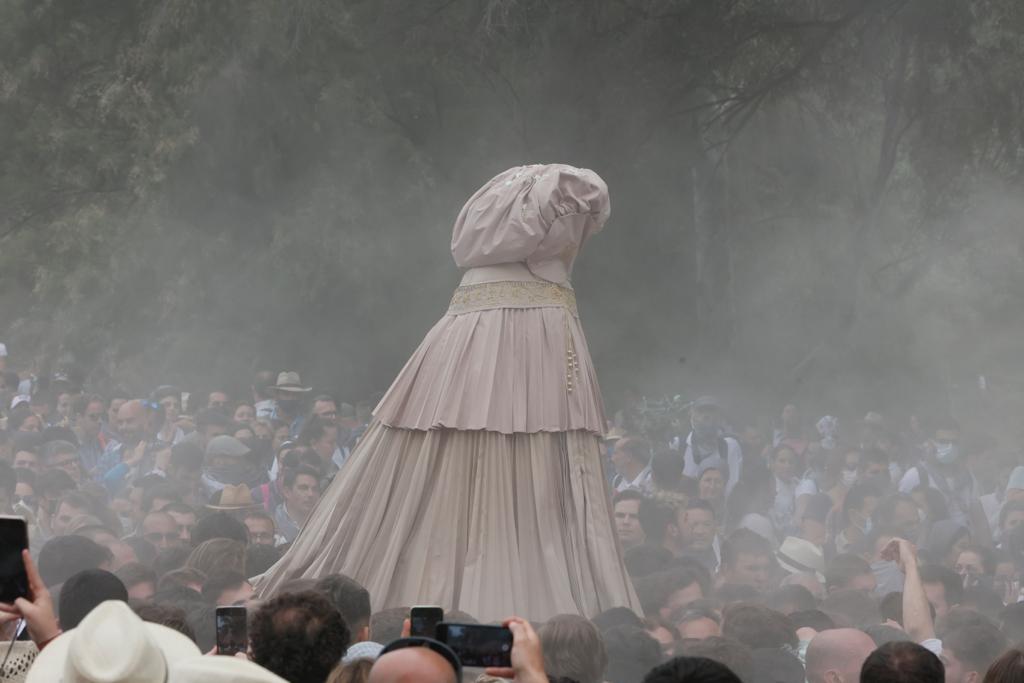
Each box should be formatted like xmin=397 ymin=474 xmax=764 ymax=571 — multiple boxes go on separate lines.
xmin=169 ymin=656 xmax=287 ymax=683
xmin=26 ymin=601 xmax=201 ymax=683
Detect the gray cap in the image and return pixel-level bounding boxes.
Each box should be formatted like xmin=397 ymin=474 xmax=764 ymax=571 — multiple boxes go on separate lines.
xmin=206 ymin=435 xmax=250 ymax=458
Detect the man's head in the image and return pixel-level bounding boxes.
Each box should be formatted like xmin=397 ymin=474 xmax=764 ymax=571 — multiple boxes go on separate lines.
xmin=162 ymin=502 xmax=198 ymax=544
xmin=282 ymin=465 xmax=321 ymax=521
xmin=999 ymin=501 xmax=1024 ymax=539
xmin=115 ymin=562 xmax=158 ymax=600
xmin=805 ymin=628 xmax=877 ymax=683
xmin=876 ymin=494 xmax=924 ymax=544
xmin=611 ymin=437 xmax=650 ymax=479
xmin=58 ymin=569 xmax=129 ymax=629
xmin=721 ymin=603 xmax=798 ymax=650
xmin=690 ymin=398 xmax=723 ymax=442
xmin=312 ymin=395 xmax=339 ymax=422
xmin=244 ymin=511 xmax=277 ymax=546
xmin=369 ymin=642 xmax=459 ymax=683
xmin=826 ymin=554 xmax=877 ymax=594
xmin=194 ymin=408 xmax=232 ymax=449
xmin=670 ymin=603 xmax=722 ymax=641
xmin=116 ymin=400 xmax=148 ymax=446
xmin=315 ymin=574 xmax=372 ymax=643
xmin=843 ymin=482 xmax=881 ymax=537
xmin=42 ymin=440 xmax=82 ymax=483
xmin=201 ymin=570 xmax=254 ymax=606
xmin=919 ymin=564 xmax=963 ymax=618
xmin=861 ymin=641 xmax=944 ymax=683
xmin=250 ymin=590 xmax=351 ymax=683
xmin=720 ymin=529 xmax=775 ymax=593
xmin=37 ymin=535 xmax=113 ymax=586
xmin=930 ymin=416 xmax=962 ymax=465
xmin=51 ymin=492 xmax=94 ymax=536
xmin=141 ymin=510 xmax=182 ymax=551
xmin=613 ymin=490 xmax=647 ymax=549
xmin=635 ymin=567 xmax=709 ymax=622
xmin=298 ymin=415 xmax=338 ymax=466
xmin=681 ymin=499 xmax=718 ymax=552
xmin=539 ymin=614 xmax=609 ymax=683
xmin=72 ymin=394 xmax=106 ymax=440
xmin=207 ymin=390 xmax=229 ymax=412
xmin=940 ymin=622 xmax=1007 ymax=683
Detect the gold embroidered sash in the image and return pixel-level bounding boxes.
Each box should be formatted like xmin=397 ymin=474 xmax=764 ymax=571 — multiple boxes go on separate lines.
xmin=447 ymin=280 xmax=578 ymax=317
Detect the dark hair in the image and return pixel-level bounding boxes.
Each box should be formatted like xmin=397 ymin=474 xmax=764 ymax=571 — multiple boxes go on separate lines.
xmin=41 ymin=440 xmax=78 ymax=464
xmin=618 ymin=437 xmax=652 ymax=463
xmin=678 ymin=637 xmax=754 ymax=683
xmin=245 ymin=543 xmax=282 ymax=576
xmin=298 ymin=415 xmax=333 ymax=447
xmin=123 ymin=536 xmax=158 ymax=567
xmin=983 ymin=647 xmax=1024 ymax=683
xmin=956 ymin=544 xmax=996 ymax=576
xmin=624 ymin=543 xmax=674 ymax=579
xmin=38 ymin=535 xmax=113 ymax=587
xmin=370 ymin=606 xmax=411 ymax=645
xmin=860 ymin=641 xmax=944 ymax=683
xmin=650 ymin=447 xmax=686 ymax=490
xmin=634 ymin=568 xmax=708 ymax=618
xmin=315 ymin=574 xmax=372 ymax=634
xmin=687 ymin=498 xmax=717 ymax=517
xmin=863 ymin=623 xmax=910 ymax=646
xmin=943 ymin=622 xmax=1007 ymax=676
xmin=195 ymin=408 xmax=232 ymax=431
xmin=191 ymin=511 xmax=249 ymax=547
xmin=130 ymin=600 xmax=196 ymax=642
xmin=919 ymin=564 xmax=964 ymax=608
xmin=283 ymin=464 xmax=321 ymax=490
xmin=841 ymin=482 xmax=881 ymax=524
xmin=824 ymin=554 xmax=872 ymax=592
xmin=613 ymin=489 xmax=646 ymax=505
xmin=201 ymin=570 xmax=247 ymax=604
xmin=638 ymin=498 xmax=676 ymax=545
xmin=115 ymin=562 xmax=157 ymax=589
xmin=250 ymin=590 xmax=351 ymax=683
xmin=157 ymin=567 xmax=207 ymax=593
xmin=153 ymin=545 xmax=191 ymax=577
xmin=961 ymin=586 xmax=1006 ymax=621
xmin=539 ymin=614 xmax=609 ymax=683
xmin=821 ymin=588 xmax=882 ymax=628
xmin=603 ymin=625 xmax=665 ymax=683
xmin=721 ymin=603 xmax=798 ymax=649
xmin=999 ymin=602 xmax=1024 ymax=643
xmin=643 ymin=656 xmax=743 ymax=683
xmin=768 ymin=585 xmax=817 ymax=615
xmin=721 ymin=529 xmax=774 ymax=569
xmin=880 ymin=591 xmax=905 ymax=625
xmin=58 ymin=569 xmax=128 ymax=628
xmin=787 ymin=609 xmax=834 ymax=632
xmin=592 ymin=606 xmax=645 ymax=633
xmin=142 ymin=483 xmax=181 ymax=514
xmin=999 ymin=501 xmax=1024 ymax=529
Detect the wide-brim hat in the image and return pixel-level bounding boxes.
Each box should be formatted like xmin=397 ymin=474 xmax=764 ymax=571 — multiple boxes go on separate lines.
xmin=603 ymin=427 xmax=627 ymax=442
xmin=776 ymin=536 xmax=825 ymax=582
xmin=272 ymin=371 xmax=311 ymax=394
xmin=205 ymin=483 xmax=261 ymax=511
xmin=168 ymin=656 xmax=287 ymax=683
xmin=27 ymin=600 xmax=201 ymax=683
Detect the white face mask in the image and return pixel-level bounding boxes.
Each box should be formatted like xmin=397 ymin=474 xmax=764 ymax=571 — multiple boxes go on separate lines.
xmin=935 ymin=442 xmax=959 ymax=464
xmin=841 ymin=470 xmax=859 ymax=487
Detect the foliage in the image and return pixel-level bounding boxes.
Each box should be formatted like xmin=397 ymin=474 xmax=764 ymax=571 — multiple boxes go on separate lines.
xmin=1 ymin=0 xmax=1023 ymax=425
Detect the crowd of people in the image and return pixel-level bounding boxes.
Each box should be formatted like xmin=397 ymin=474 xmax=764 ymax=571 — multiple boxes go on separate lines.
xmin=2 ymin=340 xmax=1024 ymax=683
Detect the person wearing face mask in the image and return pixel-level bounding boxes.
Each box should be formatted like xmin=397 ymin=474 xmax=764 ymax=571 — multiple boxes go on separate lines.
xmin=835 ymin=481 xmax=880 ymax=555
xmin=897 ymin=416 xmax=989 ymax=542
xmin=680 ymin=397 xmax=743 ymax=497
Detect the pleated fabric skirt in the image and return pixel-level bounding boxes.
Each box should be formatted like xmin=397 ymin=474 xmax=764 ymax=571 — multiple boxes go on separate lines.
xmin=253 ymin=419 xmax=640 ymax=622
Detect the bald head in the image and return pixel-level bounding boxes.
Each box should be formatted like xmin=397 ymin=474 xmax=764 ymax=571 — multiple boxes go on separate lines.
xmin=805 ymin=628 xmax=877 ymax=683
xmin=117 ymin=399 xmax=147 ymax=444
xmin=369 ymin=647 xmax=457 ymax=683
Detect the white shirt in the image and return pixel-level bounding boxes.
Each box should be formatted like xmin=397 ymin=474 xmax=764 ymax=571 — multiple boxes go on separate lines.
xmin=614 ymin=466 xmax=652 ymax=494
xmin=681 ymin=433 xmax=743 ymax=495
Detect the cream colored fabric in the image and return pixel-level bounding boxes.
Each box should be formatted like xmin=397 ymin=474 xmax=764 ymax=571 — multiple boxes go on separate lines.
xmin=254 ymin=422 xmax=640 ymax=622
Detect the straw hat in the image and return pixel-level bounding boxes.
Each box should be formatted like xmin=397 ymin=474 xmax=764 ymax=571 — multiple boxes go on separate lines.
xmin=205 ymin=484 xmax=261 ymax=511
xmin=271 ymin=372 xmax=311 ymax=394
xmin=169 ymin=656 xmax=287 ymax=683
xmin=26 ymin=600 xmax=200 ymax=683
xmin=776 ymin=536 xmax=826 ymax=582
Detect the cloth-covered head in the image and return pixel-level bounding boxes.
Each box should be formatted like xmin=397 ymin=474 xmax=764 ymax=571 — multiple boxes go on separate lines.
xmin=451 ymin=164 xmax=610 ymax=284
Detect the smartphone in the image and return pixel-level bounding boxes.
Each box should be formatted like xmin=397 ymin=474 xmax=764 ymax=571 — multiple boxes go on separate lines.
xmin=436 ymin=623 xmax=513 ymax=668
xmin=0 ymin=516 xmax=29 ymax=604
xmin=215 ymin=606 xmax=248 ymax=656
xmin=410 ymin=606 xmax=444 ymax=638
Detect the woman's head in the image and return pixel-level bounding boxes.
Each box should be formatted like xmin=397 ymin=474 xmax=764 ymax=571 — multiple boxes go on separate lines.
xmin=699 ymin=466 xmax=725 ymax=502
xmin=770 ymin=446 xmax=799 ymax=482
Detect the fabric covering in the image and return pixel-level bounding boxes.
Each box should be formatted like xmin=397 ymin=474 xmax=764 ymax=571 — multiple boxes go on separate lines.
xmin=254 ymin=421 xmax=639 ymax=621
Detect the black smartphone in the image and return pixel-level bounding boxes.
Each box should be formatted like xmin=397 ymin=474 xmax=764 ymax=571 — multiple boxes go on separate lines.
xmin=215 ymin=605 xmax=248 ymax=656
xmin=0 ymin=516 xmax=29 ymax=604
xmin=436 ymin=622 xmax=513 ymax=668
xmin=410 ymin=606 xmax=444 ymax=638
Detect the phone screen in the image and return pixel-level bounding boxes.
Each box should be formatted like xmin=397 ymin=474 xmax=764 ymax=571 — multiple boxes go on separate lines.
xmin=0 ymin=517 xmax=29 ymax=605
xmin=215 ymin=606 xmax=248 ymax=656
xmin=437 ymin=623 xmax=513 ymax=668
xmin=410 ymin=606 xmax=444 ymax=638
